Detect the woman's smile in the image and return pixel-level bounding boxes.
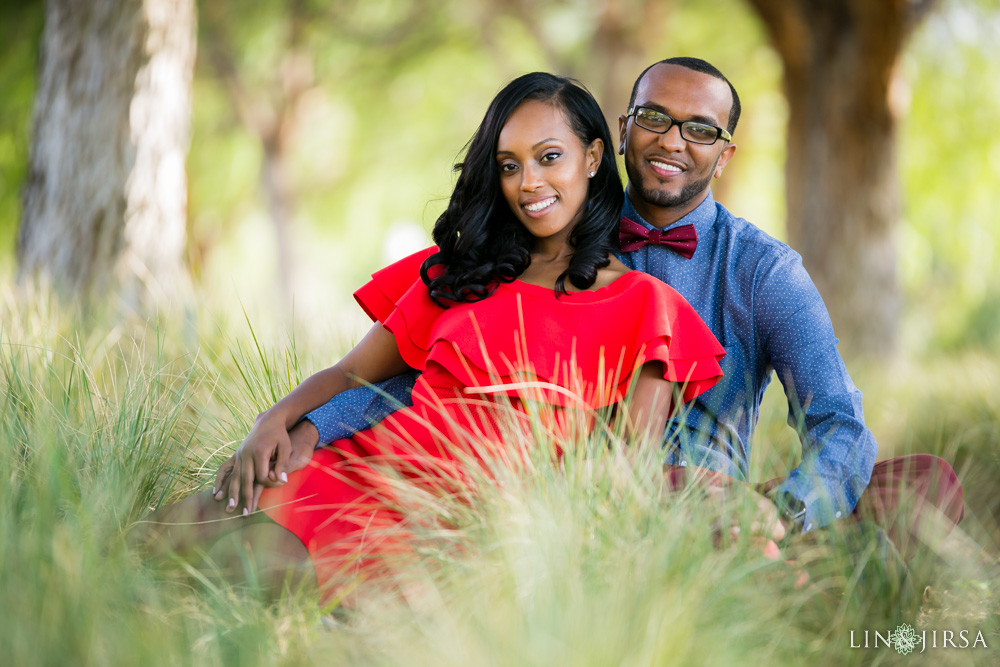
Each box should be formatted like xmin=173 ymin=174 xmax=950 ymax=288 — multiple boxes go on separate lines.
xmin=521 ymin=195 xmax=558 ymax=216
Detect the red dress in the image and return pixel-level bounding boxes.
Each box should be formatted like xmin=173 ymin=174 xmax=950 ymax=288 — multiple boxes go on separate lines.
xmin=259 ymin=248 xmax=725 ymax=596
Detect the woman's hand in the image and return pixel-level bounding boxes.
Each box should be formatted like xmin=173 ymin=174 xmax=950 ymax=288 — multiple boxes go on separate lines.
xmin=212 ymin=322 xmax=410 ymax=513
xmin=243 ymin=420 xmax=322 ymax=513
xmin=213 ymin=418 xmax=323 ymax=514
xmin=213 ymin=411 xmax=292 ymax=515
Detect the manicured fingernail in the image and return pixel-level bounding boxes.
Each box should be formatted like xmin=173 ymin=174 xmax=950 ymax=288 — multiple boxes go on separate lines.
xmin=242 ymin=507 xmax=249 ymax=516
xmin=280 ymin=472 xmax=288 ymax=483
xmin=211 ymin=487 xmax=216 ymax=495
xmin=227 ymin=498 xmax=236 ymax=509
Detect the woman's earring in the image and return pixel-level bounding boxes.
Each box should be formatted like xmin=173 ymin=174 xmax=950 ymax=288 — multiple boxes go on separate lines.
xmin=588 ymin=171 xmax=595 ymax=178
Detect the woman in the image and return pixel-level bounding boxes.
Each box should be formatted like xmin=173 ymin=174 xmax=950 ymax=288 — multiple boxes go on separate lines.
xmin=137 ymin=72 xmax=724 ymax=601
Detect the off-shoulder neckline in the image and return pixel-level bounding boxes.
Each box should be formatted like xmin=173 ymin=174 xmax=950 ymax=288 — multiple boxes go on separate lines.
xmin=501 ymin=271 xmax=641 ymax=300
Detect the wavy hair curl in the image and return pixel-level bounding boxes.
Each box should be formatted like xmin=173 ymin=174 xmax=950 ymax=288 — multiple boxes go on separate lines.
xmin=421 ymin=72 xmax=623 ymax=305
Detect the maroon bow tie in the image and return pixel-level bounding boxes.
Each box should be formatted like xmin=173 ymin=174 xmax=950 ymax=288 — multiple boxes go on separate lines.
xmin=618 ymin=216 xmax=698 ymax=258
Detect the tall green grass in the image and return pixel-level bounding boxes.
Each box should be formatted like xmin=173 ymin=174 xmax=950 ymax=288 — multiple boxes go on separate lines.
xmin=1 ymin=290 xmax=997 ymax=665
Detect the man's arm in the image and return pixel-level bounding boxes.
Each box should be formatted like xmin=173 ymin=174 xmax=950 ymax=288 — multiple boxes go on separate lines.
xmin=755 ymin=251 xmax=878 ymax=532
xmin=217 ymin=324 xmax=415 ymax=513
xmin=300 ymin=371 xmax=419 ymax=445
xmin=298 ymin=247 xmax=432 ymax=444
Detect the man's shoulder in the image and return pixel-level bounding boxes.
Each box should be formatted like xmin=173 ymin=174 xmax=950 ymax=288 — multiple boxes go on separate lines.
xmin=703 ymin=203 xmax=818 ymax=302
xmin=712 ymin=203 xmax=795 ymax=257
xmin=708 ymin=202 xmax=804 ymax=276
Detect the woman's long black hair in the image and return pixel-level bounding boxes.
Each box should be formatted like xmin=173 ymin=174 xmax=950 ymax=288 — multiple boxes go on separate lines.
xmin=421 ymin=72 xmax=623 ymax=306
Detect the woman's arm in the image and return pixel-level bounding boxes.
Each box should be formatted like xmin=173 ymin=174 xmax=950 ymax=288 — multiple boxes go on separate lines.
xmin=217 ymin=322 xmax=412 ymax=514
xmin=624 ymin=362 xmax=674 ymax=444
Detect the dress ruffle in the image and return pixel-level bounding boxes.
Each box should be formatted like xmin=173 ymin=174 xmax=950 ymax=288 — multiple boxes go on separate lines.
xmin=354 ymin=248 xmax=724 ymax=408
xmin=353 ymin=246 xmax=438 ymax=323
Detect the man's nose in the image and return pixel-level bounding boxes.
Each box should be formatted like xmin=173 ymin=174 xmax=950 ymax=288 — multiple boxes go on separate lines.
xmin=657 ymin=123 xmax=686 ymax=151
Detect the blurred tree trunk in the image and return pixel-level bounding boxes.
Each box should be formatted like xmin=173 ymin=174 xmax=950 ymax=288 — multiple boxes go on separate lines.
xmin=17 ymin=0 xmax=196 ymax=310
xmin=746 ymin=0 xmax=937 ymax=357
xmin=488 ymin=0 xmax=672 ymax=144
xmin=199 ymin=2 xmax=315 ymax=306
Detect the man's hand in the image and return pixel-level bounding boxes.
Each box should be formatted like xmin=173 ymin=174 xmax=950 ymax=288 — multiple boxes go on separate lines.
xmin=662 ymin=466 xmax=789 ymax=555
xmin=725 ymin=484 xmax=787 ymax=543
xmin=285 ymin=419 xmax=320 ymax=474
xmin=704 ymin=483 xmax=788 ymax=542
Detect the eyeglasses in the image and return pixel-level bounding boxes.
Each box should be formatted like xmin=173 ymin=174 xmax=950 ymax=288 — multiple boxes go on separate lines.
xmin=626 ymin=106 xmax=732 ymax=145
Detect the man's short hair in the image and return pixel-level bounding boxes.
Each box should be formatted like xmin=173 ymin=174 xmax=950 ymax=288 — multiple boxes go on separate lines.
xmin=627 ymin=57 xmax=741 ymax=136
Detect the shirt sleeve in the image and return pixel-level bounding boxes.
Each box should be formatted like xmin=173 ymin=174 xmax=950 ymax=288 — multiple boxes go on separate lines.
xmin=302 ymin=372 xmax=419 ymax=445
xmin=754 ymin=250 xmax=878 ymax=531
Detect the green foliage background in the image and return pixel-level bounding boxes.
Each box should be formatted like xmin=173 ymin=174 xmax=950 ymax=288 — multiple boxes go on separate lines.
xmin=1 ymin=0 xmax=998 ymax=352
xmin=1 ymin=1 xmax=1000 ymax=663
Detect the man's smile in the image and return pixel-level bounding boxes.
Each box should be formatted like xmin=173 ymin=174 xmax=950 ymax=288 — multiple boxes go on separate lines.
xmin=648 ymin=158 xmax=685 ymax=178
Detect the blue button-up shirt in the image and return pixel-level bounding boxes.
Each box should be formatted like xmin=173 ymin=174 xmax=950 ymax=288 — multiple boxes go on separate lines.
xmin=305 ymin=191 xmax=878 ymax=530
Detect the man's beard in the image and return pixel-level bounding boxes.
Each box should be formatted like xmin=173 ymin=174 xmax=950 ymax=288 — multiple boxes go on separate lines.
xmin=625 ymin=155 xmax=719 ymax=210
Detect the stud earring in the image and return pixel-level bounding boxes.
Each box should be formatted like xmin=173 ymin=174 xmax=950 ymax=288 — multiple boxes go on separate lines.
xmin=588 ymin=171 xmax=595 ymax=178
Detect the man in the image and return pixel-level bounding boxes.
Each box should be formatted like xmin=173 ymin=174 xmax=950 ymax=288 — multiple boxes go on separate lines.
xmin=614 ymin=57 xmax=874 ymax=533
xmin=239 ymin=58 xmax=963 ymax=545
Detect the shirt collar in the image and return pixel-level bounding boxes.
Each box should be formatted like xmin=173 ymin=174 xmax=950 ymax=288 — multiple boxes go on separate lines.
xmin=622 ymin=189 xmax=717 ymax=232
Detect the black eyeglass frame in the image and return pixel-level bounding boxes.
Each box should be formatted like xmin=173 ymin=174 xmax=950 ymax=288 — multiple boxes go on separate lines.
xmin=626 ymin=106 xmax=733 ymax=145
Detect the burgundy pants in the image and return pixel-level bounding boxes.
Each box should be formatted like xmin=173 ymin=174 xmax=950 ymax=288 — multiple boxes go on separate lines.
xmin=664 ymin=454 xmax=965 ymax=557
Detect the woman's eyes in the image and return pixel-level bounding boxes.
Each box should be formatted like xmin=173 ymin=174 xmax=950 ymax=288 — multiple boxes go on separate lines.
xmin=498 ymin=152 xmax=562 ymax=172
